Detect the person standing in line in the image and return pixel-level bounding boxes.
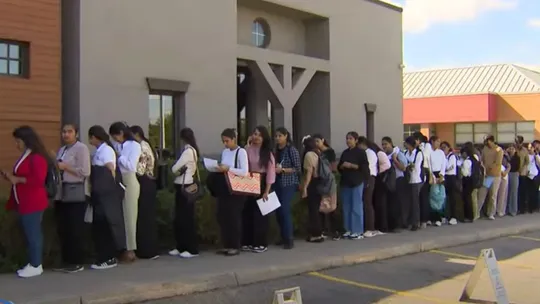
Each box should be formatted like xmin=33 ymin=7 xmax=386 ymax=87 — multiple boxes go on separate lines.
xmin=273 ymin=127 xmax=301 ymax=249
xmin=241 ymin=126 xmax=275 ymax=253
xmin=215 ymin=128 xmax=249 ymax=256
xmin=87 ymin=125 xmax=126 ymax=270
xmin=496 ymin=147 xmax=511 ymax=217
xmin=338 ymin=132 xmax=369 ymax=240
xmin=440 ymin=141 xmax=459 ymax=225
xmin=301 ymin=136 xmax=325 ymax=243
xmin=130 ymin=126 xmax=159 ymax=260
xmin=463 ymin=142 xmax=481 ymax=220
xmin=413 ymin=132 xmax=432 ymax=228
xmin=2 ymin=126 xmax=51 ymax=278
xmin=109 ymin=122 xmax=142 ymax=263
xmin=516 ymin=136 xmax=530 ymax=214
xmin=313 ymin=133 xmax=340 ymax=240
xmin=54 ymin=123 xmax=91 ymax=273
xmin=428 ymin=136 xmax=447 ymax=227
xmin=369 ymin=139 xmax=391 ymax=234
xmin=169 ymin=128 xmax=201 ymax=258
xmin=461 ymin=144 xmax=477 ymax=222
xmin=525 ymin=143 xmax=540 ymax=213
xmin=381 ymin=136 xmax=409 ymax=232
xmin=477 ymin=136 xmax=503 ymax=220
xmin=403 ymin=136 xmax=423 ymax=231
xmin=506 ymin=144 xmax=520 ymax=216
xmin=357 ymin=136 xmax=379 ymax=237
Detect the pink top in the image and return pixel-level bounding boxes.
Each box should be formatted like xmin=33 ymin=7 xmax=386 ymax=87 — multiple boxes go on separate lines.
xmin=246 ymin=145 xmax=276 ymax=184
xmin=377 ymin=151 xmax=391 ymax=174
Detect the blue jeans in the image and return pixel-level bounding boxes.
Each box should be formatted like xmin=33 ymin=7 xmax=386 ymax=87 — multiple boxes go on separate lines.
xmin=20 ymin=211 xmax=44 ymax=267
xmin=275 ymin=184 xmax=297 ymax=241
xmin=341 ymin=184 xmax=364 ymax=234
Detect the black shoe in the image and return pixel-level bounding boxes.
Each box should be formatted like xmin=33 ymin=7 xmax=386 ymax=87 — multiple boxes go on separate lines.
xmin=90 ymin=258 xmax=117 ymax=270
xmin=216 ymin=248 xmax=228 ymax=255
xmin=410 ymin=225 xmax=419 ymax=231
xmin=275 ymin=240 xmax=284 ymax=246
xmin=54 ymin=264 xmax=84 ymax=273
xmin=283 ymin=240 xmax=294 ymax=250
xmin=306 ymin=236 xmax=325 ymax=243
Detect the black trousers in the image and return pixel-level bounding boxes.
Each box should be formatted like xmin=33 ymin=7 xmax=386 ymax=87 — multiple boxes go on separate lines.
xmin=320 ymin=210 xmax=340 ymax=235
xmin=525 ymin=178 xmax=539 ymax=213
xmin=242 ymin=177 xmax=269 ymax=247
xmin=518 ymin=175 xmax=529 ymax=213
xmin=55 ymin=201 xmax=88 ymax=265
xmin=374 ymin=175 xmax=389 ymax=232
xmin=217 ymin=194 xmax=246 ymax=249
xmin=92 ymin=204 xmax=117 ymax=263
xmin=174 ymin=184 xmax=199 ymax=254
xmin=389 ymin=177 xmax=406 ymax=230
xmin=420 ymin=182 xmax=431 ymax=223
xmin=407 ymin=183 xmax=422 ymax=226
xmin=444 ymin=175 xmax=459 ymax=220
xmin=363 ymin=176 xmax=376 ymax=231
xmin=307 ymin=179 xmax=323 ymax=237
xmin=462 ymin=178 xmax=475 ymax=221
xmin=136 ymin=175 xmax=159 ymax=258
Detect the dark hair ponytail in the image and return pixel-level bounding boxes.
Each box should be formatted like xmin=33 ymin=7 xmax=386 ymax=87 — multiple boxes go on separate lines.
xmin=276 ymin=127 xmax=293 ymax=145
xmin=312 ymin=133 xmax=330 ymax=147
xmin=109 ymin=121 xmax=135 ymax=142
xmin=89 ymin=125 xmax=116 ymax=154
xmin=130 ymin=125 xmax=158 ymax=169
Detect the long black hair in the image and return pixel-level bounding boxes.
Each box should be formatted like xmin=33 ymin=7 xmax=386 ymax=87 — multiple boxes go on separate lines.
xmin=253 ymin=125 xmax=273 ymax=168
xmin=302 ymin=135 xmax=317 ymax=162
xmin=358 ymin=136 xmax=381 ymax=153
xmin=275 ymin=127 xmax=293 ymax=145
xmin=109 ymin=121 xmax=135 ymax=142
xmin=12 ymin=125 xmax=51 ymax=161
xmin=312 ymin=133 xmax=330 ymax=148
xmin=130 ymin=125 xmax=158 ymax=166
xmin=180 ymin=127 xmax=200 ymax=158
xmin=88 ymin=125 xmax=115 ymax=150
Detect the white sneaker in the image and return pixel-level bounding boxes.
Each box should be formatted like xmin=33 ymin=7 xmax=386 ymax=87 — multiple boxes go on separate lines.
xmin=488 ymin=215 xmax=495 ymax=220
xmin=374 ymin=230 xmax=385 ymax=236
xmin=435 ymin=221 xmax=442 ymax=227
xmin=363 ymin=231 xmax=376 ymax=238
xmin=17 ymin=264 xmax=43 ymax=278
xmin=426 ymin=221 xmax=433 ymax=226
xmin=168 ymin=249 xmax=181 ymax=256
xmin=179 ymin=251 xmax=199 ymax=258
xmin=349 ymin=233 xmax=364 ymax=240
xmin=449 ymin=218 xmax=458 ymax=225
xmin=17 ymin=263 xmax=30 ymax=274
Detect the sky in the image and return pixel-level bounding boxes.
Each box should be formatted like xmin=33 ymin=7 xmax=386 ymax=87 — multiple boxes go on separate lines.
xmin=385 ymin=0 xmax=540 ymax=72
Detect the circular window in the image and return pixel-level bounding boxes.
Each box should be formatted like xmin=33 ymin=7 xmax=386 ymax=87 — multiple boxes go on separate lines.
xmin=251 ymin=18 xmax=271 ymax=48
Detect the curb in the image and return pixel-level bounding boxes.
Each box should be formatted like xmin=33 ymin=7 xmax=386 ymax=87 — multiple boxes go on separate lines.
xmin=38 ymin=221 xmax=540 ymax=304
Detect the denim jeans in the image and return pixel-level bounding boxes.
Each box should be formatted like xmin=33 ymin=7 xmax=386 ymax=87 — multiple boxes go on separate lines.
xmin=20 ymin=211 xmax=44 ymax=267
xmin=275 ymin=184 xmax=297 ymax=242
xmin=341 ymin=183 xmax=364 ymax=235
xmin=507 ymin=172 xmax=519 ymax=216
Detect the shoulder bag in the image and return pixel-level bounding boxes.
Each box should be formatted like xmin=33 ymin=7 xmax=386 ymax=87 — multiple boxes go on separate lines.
xmin=181 ymin=147 xmax=205 ymax=202
xmin=225 ymin=148 xmax=261 ymax=196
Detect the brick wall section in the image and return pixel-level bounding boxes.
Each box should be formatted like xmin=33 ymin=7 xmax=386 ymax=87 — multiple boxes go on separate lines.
xmin=0 ymin=0 xmax=61 ymax=172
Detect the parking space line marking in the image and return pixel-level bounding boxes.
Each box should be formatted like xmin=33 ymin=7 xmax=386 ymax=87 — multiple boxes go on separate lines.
xmin=509 ymin=235 xmax=540 ymax=242
xmin=308 ymin=271 xmax=458 ymax=304
xmin=429 ymin=250 xmax=534 ymax=270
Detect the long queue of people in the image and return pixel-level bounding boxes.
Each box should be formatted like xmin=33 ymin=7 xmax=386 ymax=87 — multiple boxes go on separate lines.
xmin=2 ymin=123 xmax=538 ymax=279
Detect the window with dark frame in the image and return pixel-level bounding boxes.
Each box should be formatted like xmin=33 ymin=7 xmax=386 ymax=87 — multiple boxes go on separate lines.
xmin=0 ymin=40 xmax=29 ymax=77
xmin=148 ymin=94 xmax=175 ymax=160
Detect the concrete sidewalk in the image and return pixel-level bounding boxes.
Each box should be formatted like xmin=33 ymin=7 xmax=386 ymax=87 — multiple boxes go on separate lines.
xmin=1 ymin=214 xmax=540 ymax=304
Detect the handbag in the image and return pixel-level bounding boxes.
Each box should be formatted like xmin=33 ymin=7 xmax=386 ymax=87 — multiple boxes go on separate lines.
xmin=224 ymin=148 xmax=261 ymax=196
xmin=62 ymin=182 xmax=86 ymax=202
xmin=181 ymin=147 xmax=205 ymax=202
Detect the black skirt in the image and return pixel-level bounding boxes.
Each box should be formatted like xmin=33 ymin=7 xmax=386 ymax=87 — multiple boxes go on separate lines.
xmin=135 ymin=174 xmax=159 ymax=258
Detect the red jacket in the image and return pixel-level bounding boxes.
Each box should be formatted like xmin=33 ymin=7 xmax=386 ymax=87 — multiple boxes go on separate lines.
xmin=6 ymin=152 xmax=49 ymax=214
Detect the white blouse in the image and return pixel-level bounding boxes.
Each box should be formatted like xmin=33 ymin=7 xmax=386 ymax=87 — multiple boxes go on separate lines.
xmin=366 ymin=148 xmax=378 ymax=176
xmin=171 ymin=145 xmax=198 ymax=185
xmin=116 ymin=140 xmax=141 ymax=174
xmin=221 ymin=147 xmax=248 ymax=176
xmin=405 ymin=149 xmax=424 ymax=184
xmin=92 ymin=143 xmax=116 ymax=168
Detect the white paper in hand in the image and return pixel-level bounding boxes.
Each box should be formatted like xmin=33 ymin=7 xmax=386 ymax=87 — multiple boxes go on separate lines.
xmin=257 ymin=191 xmax=281 ymax=216
xmin=203 ymin=158 xmax=220 ymax=172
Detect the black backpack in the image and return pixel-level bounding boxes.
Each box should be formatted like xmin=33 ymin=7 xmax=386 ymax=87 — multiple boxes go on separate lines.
xmin=316 ymin=155 xmax=336 ymax=196
xmin=470 ymin=157 xmax=485 ymax=189
xmin=382 ymin=154 xmax=397 ymax=192
xmin=45 ymin=161 xmax=61 ymax=199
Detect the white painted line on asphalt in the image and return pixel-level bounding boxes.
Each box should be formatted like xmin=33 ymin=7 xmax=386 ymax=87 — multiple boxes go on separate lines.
xmin=509 ymin=235 xmax=540 ymax=242
xmin=429 ymin=250 xmax=534 ymax=270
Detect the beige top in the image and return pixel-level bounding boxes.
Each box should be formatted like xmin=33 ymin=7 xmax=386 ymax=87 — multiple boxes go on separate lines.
xmin=136 ymin=141 xmax=155 ymax=177
xmin=303 ymin=151 xmax=319 ymax=178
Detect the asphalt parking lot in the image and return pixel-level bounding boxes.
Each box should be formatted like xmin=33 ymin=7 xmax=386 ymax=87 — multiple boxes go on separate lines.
xmin=146 ymin=230 xmax=540 ymax=304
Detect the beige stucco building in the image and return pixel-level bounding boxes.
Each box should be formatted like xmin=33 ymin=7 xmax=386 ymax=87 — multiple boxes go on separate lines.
xmin=62 ymin=0 xmax=404 ymax=156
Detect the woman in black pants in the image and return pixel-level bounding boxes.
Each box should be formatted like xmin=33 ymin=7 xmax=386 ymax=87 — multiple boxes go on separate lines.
xmin=460 ymin=145 xmax=476 ymax=222
xmin=441 ymin=142 xmax=459 ymax=225
xmin=170 ymin=128 xmax=201 ymax=258
xmin=301 ymin=136 xmax=324 ymax=243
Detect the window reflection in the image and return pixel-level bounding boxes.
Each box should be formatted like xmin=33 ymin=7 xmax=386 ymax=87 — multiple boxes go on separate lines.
xmin=148 ymin=94 xmax=175 ymax=160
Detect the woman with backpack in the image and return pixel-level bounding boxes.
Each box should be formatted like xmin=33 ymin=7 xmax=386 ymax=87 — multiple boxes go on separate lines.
xmin=2 ymin=126 xmax=52 ymax=278
xmin=301 ymin=136 xmax=325 ymax=243
xmin=404 ymin=136 xmax=423 ymax=231
xmin=338 ymin=132 xmax=369 ymax=240
xmin=274 ymin=127 xmax=301 ymax=249
xmin=381 ymin=136 xmax=408 ymax=232
xmin=313 ymin=133 xmax=340 ymax=240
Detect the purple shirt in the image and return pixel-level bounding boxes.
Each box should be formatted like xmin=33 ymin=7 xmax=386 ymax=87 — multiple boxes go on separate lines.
xmin=246 ymin=145 xmax=276 ymax=185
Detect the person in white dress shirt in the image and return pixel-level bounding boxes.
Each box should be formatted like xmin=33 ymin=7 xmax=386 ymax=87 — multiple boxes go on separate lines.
xmin=460 ymin=144 xmax=479 ymax=222
xmin=441 ymin=141 xmax=459 ymax=226
xmin=428 ymin=136 xmax=447 ymax=227
xmin=215 ymin=128 xmax=249 ymax=256
xmin=404 ymin=136 xmax=423 ymax=231
xmin=357 ymin=137 xmax=380 ymax=238
xmin=413 ymin=132 xmax=431 ymax=228
xmin=87 ymin=125 xmax=125 ymax=270
xmin=109 ymin=122 xmax=142 ymax=263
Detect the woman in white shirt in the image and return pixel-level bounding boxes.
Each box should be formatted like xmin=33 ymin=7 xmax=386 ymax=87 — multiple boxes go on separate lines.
xmin=109 ymin=122 xmax=142 ymax=263
xmin=441 ymin=141 xmax=459 ymax=225
xmin=428 ymin=136 xmax=447 ymax=227
xmin=357 ymin=137 xmax=379 ymax=237
xmin=414 ymin=132 xmax=431 ymax=228
xmin=214 ymin=128 xmax=249 ymax=256
xmin=525 ymin=143 xmax=540 ymax=213
xmin=169 ymin=128 xmax=201 ymax=258
xmin=404 ymin=136 xmax=423 ymax=231
xmin=88 ymin=125 xmax=125 ymax=270
xmin=460 ymin=144 xmax=478 ymax=222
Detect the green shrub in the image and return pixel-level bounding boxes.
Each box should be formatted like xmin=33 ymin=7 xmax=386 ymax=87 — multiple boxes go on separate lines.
xmin=0 ymin=166 xmax=334 ymax=273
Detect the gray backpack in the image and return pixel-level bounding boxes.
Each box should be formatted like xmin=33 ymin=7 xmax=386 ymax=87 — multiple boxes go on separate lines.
xmin=316 ymin=156 xmax=336 ymax=196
